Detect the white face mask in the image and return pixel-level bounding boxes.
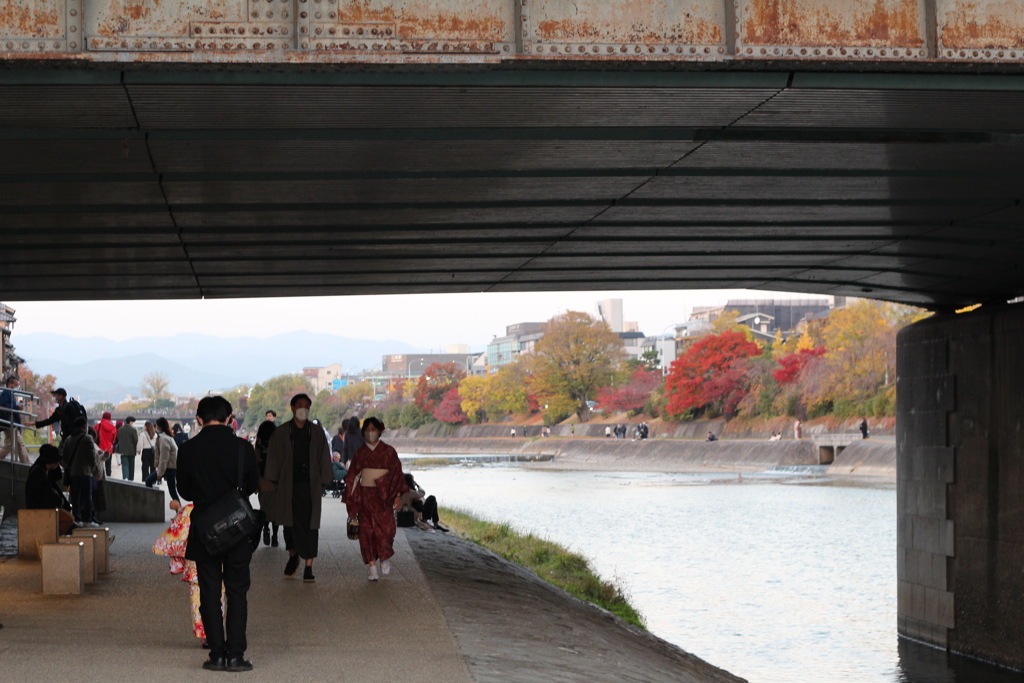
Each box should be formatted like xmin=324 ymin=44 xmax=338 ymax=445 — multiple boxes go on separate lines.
xmin=294 ymin=408 xmax=310 ymax=421
xmin=365 ymin=430 xmax=380 ymax=444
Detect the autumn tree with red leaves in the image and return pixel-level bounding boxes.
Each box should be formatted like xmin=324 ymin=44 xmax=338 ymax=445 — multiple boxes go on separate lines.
xmin=664 ymin=329 xmax=762 ymax=418
xmin=596 ymin=368 xmax=661 ymax=416
xmin=414 ymin=362 xmax=467 ymax=414
xmin=773 ymin=346 xmax=826 ymax=385
xmin=434 ymin=387 xmax=468 ymax=424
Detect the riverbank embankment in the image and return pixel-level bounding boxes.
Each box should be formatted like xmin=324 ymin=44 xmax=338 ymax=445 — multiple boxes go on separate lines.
xmin=392 ymin=436 xmax=897 ymax=478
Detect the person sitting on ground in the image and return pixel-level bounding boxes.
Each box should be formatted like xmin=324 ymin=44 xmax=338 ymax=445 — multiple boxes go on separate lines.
xmin=399 ymin=473 xmax=435 ymax=532
xmin=706 ymin=432 xmax=718 ymax=442
xmin=25 ymin=444 xmax=77 ymax=534
xmin=400 ymin=473 xmax=448 ymax=533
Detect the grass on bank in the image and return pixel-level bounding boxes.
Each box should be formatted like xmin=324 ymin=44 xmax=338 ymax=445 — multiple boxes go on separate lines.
xmin=406 ymin=457 xmax=461 ymax=467
xmin=438 ymin=506 xmax=646 ymax=629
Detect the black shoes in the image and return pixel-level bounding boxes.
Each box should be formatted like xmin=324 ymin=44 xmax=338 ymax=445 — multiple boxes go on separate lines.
xmin=225 ymin=656 xmax=253 ymax=672
xmin=262 ymin=527 xmax=270 ymax=546
xmin=434 ymin=522 xmax=449 ymax=532
xmin=202 ymin=654 xmax=226 ymax=671
xmin=303 ymin=566 xmax=315 ymax=583
xmin=284 ymin=555 xmax=299 ymax=577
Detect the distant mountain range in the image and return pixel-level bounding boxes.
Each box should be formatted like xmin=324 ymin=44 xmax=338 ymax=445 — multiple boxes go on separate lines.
xmin=15 ymin=331 xmax=424 ymax=405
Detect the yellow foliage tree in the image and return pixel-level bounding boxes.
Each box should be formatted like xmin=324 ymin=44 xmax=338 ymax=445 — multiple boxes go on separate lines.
xmin=527 ymin=311 xmax=625 ymax=422
xmin=485 ymin=362 xmax=532 ymax=417
xmin=458 ymin=375 xmax=490 ymax=423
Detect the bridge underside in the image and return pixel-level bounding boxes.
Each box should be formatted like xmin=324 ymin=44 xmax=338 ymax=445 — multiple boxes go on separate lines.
xmin=2 ymin=68 xmax=1024 ymax=306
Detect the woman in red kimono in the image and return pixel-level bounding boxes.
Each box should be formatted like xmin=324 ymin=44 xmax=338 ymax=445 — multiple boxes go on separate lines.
xmin=344 ymin=417 xmax=408 ymax=581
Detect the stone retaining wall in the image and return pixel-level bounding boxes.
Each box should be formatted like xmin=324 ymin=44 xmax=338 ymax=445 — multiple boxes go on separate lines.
xmin=826 ymin=440 xmax=898 ymax=478
xmin=391 ymin=436 xmax=823 ymax=473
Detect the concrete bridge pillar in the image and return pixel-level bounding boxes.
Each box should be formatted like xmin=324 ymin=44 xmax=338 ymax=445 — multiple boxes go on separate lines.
xmin=897 ymin=304 xmax=1024 ymax=667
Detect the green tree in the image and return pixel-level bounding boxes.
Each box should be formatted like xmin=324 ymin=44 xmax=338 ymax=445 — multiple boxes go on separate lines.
xmin=90 ymin=401 xmax=116 ymax=413
xmin=399 ymin=401 xmax=432 ymax=429
xmin=527 ymin=311 xmax=625 ymax=422
xmin=245 ymin=374 xmax=311 ymax=429
xmin=640 ymin=348 xmax=661 ymax=371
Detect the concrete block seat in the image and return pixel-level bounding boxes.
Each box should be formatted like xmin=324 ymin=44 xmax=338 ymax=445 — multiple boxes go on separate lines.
xmin=71 ymin=527 xmax=112 ymax=574
xmin=59 ymin=533 xmax=97 ymax=584
xmin=40 ymin=542 xmax=84 ymax=594
xmin=17 ymin=508 xmax=59 ymax=560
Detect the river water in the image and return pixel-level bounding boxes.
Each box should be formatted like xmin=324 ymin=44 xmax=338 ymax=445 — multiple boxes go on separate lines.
xmin=399 ymin=456 xmax=1024 ymax=683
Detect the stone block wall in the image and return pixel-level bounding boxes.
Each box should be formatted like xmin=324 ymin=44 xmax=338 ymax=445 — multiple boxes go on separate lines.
xmin=897 ymin=304 xmax=1024 ymax=669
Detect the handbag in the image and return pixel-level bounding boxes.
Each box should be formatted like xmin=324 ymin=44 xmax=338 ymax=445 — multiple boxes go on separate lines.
xmin=196 ymin=442 xmax=260 ymax=557
xmin=395 ymin=509 xmax=415 ymax=528
xmin=346 ymin=516 xmax=360 ymax=540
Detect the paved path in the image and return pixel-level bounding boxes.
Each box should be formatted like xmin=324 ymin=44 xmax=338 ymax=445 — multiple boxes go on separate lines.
xmin=0 ymin=500 xmax=471 ymax=682
xmin=1 ymin=499 xmax=742 ymax=682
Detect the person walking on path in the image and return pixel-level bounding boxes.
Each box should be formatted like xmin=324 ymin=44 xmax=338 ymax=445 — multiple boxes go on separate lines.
xmin=116 ymin=416 xmax=139 ymax=481
xmin=95 ymin=412 xmax=117 ymax=477
xmin=35 ymin=387 xmax=87 ymax=448
xmin=344 ymin=417 xmax=409 ymax=581
xmin=254 ymin=419 xmax=279 ymax=547
xmin=0 ymin=376 xmax=30 ymax=463
xmin=264 ymin=394 xmax=333 ymax=583
xmin=173 ymin=423 xmax=189 ymax=448
xmin=793 ymin=419 xmax=802 ymax=440
xmin=341 ymin=415 xmax=363 ymax=468
xmin=61 ymin=417 xmax=101 ymax=527
xmin=176 ymin=396 xmax=259 ymax=673
xmin=331 ymin=426 xmax=345 ymax=463
xmin=148 ymin=417 xmax=180 ymax=503
xmin=859 ymin=418 xmax=870 ymax=440
xmin=138 ymin=421 xmax=158 ymax=482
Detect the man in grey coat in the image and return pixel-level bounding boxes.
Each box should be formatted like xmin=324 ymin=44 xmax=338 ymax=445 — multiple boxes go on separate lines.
xmin=115 ymin=416 xmax=139 ymax=481
xmin=264 ymin=393 xmax=332 ymax=582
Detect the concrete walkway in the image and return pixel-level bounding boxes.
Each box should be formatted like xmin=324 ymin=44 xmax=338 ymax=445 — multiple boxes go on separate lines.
xmin=1 ymin=499 xmax=742 ymax=682
xmin=0 ymin=500 xmax=471 ymax=682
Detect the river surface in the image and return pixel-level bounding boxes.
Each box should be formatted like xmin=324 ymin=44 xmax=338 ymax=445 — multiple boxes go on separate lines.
xmin=398 ymin=455 xmax=1024 ymax=683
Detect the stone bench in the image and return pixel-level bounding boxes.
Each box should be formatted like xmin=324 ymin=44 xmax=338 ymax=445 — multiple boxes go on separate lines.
xmin=60 ymin=533 xmax=97 ymax=584
xmin=40 ymin=541 xmax=85 ymax=594
xmin=17 ymin=508 xmax=59 ymax=559
xmin=71 ymin=527 xmax=111 ymax=574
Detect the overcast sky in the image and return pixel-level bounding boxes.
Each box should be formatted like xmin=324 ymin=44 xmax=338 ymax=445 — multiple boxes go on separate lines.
xmin=8 ymin=289 xmax=826 ymax=350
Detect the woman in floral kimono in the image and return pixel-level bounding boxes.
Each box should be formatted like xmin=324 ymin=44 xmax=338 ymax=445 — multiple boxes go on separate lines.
xmin=153 ymin=500 xmax=224 ymax=647
xmin=344 ymin=417 xmax=409 ymax=581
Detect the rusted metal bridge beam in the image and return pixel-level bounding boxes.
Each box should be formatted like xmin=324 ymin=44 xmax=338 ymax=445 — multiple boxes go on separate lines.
xmin=1 ymin=0 xmax=1023 ymax=66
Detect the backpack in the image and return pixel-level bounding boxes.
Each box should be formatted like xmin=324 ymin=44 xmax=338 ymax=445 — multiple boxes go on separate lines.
xmin=65 ymin=399 xmax=87 ymax=426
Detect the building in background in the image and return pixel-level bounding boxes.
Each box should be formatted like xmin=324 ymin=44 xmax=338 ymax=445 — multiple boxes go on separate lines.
xmin=0 ymin=303 xmax=22 ymax=381
xmin=487 ymin=322 xmax=545 ymax=372
xmin=382 ymin=353 xmax=478 ymax=378
xmin=640 ymin=334 xmax=679 ymax=374
xmin=302 ymin=363 xmax=344 ymax=393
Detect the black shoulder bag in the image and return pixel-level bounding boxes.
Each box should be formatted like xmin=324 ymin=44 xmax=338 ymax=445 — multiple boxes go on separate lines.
xmin=197 ymin=442 xmax=260 ymax=557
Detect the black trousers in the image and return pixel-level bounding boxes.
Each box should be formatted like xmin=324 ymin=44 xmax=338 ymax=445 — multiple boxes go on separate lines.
xmin=140 ymin=448 xmax=155 ymax=480
xmin=412 ymin=495 xmax=440 ymax=525
xmin=196 ymin=541 xmax=253 ymax=657
xmin=283 ymin=479 xmax=318 ymax=559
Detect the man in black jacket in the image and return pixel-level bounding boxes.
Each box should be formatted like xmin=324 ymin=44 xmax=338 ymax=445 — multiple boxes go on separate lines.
xmin=176 ymin=396 xmax=259 ymax=673
xmin=34 ymin=388 xmax=87 ymax=446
